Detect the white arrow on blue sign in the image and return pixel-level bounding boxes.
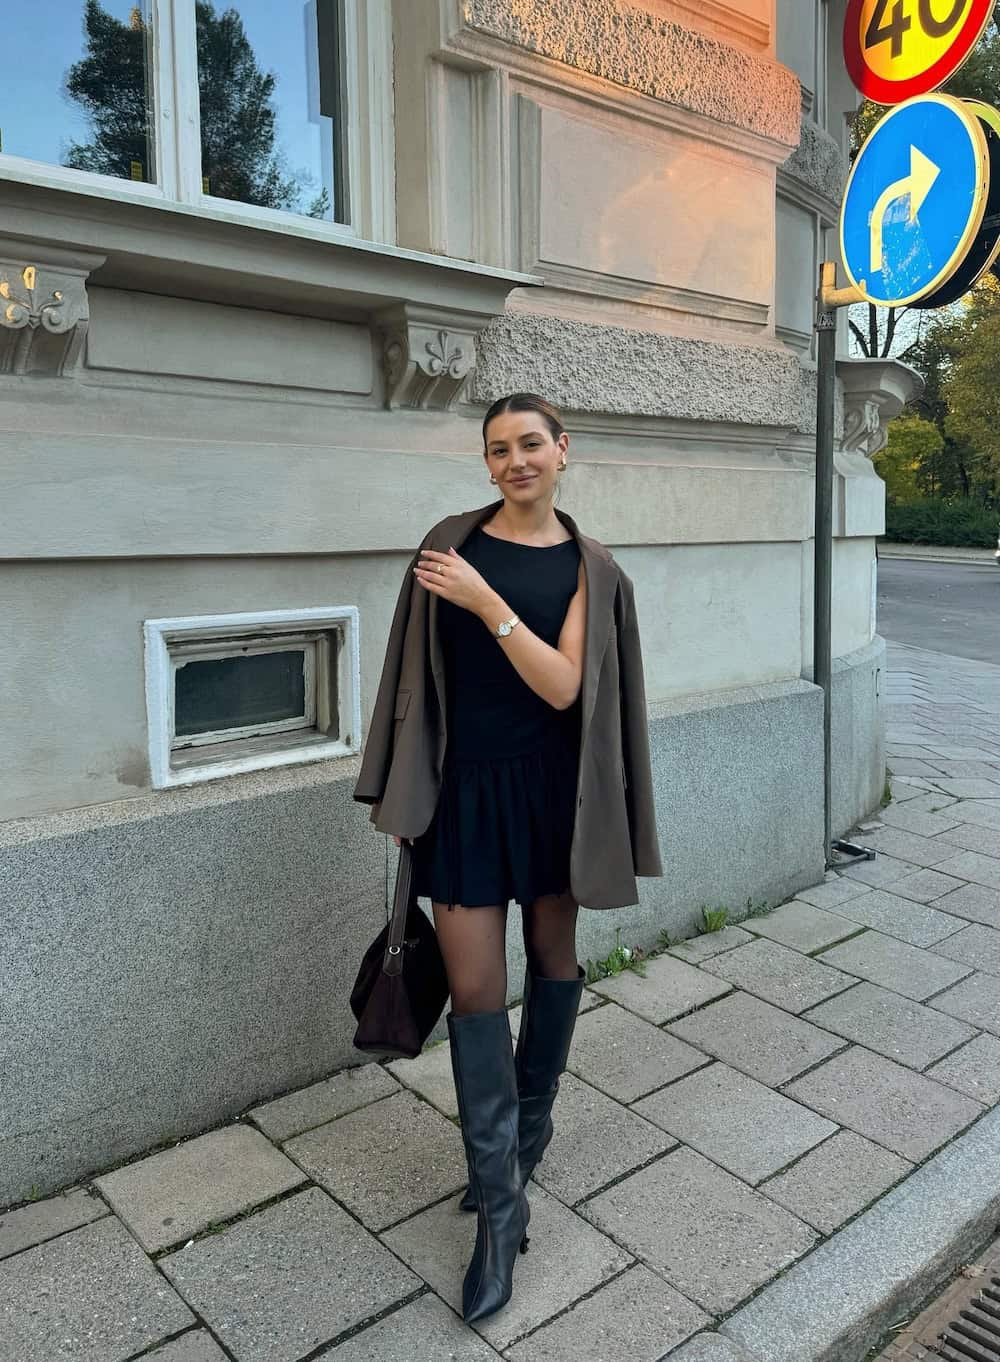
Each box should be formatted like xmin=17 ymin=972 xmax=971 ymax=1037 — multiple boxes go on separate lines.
xmin=840 ymin=93 xmax=990 ymax=308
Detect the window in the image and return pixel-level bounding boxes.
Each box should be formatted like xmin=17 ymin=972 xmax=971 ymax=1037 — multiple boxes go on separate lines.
xmin=196 ymin=1 xmax=344 ymax=221
xmin=144 ymin=608 xmax=360 ymax=788
xmin=1 ymin=0 xmax=358 ymax=229
xmin=3 ymin=0 xmax=158 ymax=183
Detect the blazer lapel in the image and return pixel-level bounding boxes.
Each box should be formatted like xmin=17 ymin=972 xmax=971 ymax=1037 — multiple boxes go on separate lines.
xmin=555 ymin=509 xmax=618 ymax=752
xmin=584 ymin=554 xmax=618 ymax=749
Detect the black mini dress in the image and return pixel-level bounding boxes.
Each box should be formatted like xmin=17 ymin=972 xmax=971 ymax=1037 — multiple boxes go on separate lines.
xmin=412 ymin=522 xmax=583 ymax=909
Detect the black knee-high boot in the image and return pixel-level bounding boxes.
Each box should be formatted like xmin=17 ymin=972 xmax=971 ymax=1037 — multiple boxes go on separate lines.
xmin=459 ymin=964 xmax=585 ymax=1213
xmin=448 ymin=1009 xmax=531 ymax=1323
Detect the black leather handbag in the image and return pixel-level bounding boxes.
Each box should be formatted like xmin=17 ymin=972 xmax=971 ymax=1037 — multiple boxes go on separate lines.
xmin=350 ymin=839 xmax=449 ymax=1059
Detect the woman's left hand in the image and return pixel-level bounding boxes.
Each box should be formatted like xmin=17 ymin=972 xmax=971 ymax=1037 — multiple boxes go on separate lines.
xmin=413 ymin=548 xmax=493 ymax=614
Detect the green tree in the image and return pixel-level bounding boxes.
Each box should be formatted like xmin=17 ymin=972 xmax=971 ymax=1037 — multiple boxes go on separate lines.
xmin=874 ymin=416 xmax=942 ymax=502
xmin=64 ymin=1 xmax=326 ymax=215
xmin=940 ymin=280 xmax=1000 ymax=498
xmin=904 ymin=323 xmax=981 ymax=497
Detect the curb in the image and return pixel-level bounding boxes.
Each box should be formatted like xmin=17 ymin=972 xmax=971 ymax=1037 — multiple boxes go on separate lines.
xmin=877 ymin=544 xmax=997 ymax=566
xmin=707 ymin=1105 xmax=1000 ymax=1362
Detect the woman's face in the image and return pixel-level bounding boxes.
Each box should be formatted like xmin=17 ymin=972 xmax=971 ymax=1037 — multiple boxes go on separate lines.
xmin=483 ymin=410 xmax=568 ymax=505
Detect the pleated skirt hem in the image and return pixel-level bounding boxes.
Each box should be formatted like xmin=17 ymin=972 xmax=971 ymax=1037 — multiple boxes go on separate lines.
xmin=411 ymin=737 xmax=579 ymax=910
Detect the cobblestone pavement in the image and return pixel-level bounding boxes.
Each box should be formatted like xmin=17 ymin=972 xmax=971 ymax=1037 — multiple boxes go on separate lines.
xmin=3 ymin=640 xmax=1000 ymax=1362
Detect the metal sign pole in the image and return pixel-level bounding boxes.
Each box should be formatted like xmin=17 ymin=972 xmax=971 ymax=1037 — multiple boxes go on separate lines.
xmin=814 ymin=268 xmax=837 ymax=869
xmin=814 ymin=263 xmax=875 ymax=870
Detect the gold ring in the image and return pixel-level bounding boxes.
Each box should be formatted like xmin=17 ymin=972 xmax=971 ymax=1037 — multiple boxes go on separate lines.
xmin=437 ymin=564 xmax=444 ymax=574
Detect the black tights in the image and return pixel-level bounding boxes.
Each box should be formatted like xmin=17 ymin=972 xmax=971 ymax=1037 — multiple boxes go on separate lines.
xmin=432 ymin=892 xmax=580 ymax=1016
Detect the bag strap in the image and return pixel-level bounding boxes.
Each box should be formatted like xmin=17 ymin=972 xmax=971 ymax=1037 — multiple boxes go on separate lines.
xmin=382 ymin=840 xmax=414 ymax=977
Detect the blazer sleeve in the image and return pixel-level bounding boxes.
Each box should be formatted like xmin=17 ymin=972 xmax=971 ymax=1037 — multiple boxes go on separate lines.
xmin=353 ymin=532 xmax=429 ymax=816
xmin=617 ymin=568 xmax=664 ymax=877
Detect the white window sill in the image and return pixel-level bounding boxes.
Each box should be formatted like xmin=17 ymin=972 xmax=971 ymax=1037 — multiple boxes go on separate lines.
xmin=165 ymin=731 xmax=356 ymax=788
xmin=0 ymin=162 xmax=541 ymax=322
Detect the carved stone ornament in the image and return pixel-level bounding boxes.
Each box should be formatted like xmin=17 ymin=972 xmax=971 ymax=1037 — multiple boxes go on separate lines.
xmin=842 ymin=397 xmax=885 ymax=457
xmin=377 ymin=305 xmax=484 ymax=410
xmin=836 ymin=358 xmax=925 ymax=459
xmin=0 ymin=252 xmax=98 ymax=377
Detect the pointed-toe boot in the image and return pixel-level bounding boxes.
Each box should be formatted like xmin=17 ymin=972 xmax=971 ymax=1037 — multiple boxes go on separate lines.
xmin=459 ymin=964 xmax=585 ymax=1213
xmin=448 ymin=1009 xmax=531 ymax=1323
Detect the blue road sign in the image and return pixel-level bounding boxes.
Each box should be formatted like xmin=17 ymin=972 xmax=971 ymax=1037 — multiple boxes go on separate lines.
xmin=840 ymin=93 xmax=989 ymax=307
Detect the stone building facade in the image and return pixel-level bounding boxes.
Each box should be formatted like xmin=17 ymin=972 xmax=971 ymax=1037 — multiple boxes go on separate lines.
xmin=0 ymin=0 xmax=897 ymax=1203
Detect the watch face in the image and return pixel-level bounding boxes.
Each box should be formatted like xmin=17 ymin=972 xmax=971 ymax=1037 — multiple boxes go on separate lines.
xmin=498 ymin=621 xmax=511 ymax=636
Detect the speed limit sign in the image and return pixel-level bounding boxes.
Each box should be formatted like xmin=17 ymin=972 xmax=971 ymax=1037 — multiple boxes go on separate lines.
xmin=844 ymin=0 xmax=995 ymax=103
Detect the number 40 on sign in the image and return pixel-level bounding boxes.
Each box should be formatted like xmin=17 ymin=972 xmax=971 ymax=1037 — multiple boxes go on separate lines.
xmin=845 ymin=0 xmax=995 ymax=104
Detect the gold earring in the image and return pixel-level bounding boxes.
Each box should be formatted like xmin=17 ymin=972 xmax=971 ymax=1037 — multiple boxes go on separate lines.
xmin=489 ymin=474 xmax=497 ymax=483
xmin=558 ymin=461 xmax=567 ymax=470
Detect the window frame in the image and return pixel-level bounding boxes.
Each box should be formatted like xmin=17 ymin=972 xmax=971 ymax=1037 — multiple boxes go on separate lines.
xmin=144 ymin=607 xmax=361 ymax=789
xmin=171 ymin=633 xmax=321 ymax=749
xmin=0 ymin=0 xmax=395 ymax=245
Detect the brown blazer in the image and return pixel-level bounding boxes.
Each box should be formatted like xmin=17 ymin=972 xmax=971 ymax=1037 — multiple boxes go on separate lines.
xmin=353 ymin=500 xmax=663 ymax=909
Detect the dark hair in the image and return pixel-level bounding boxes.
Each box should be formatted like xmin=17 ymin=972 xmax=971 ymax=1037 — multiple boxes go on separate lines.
xmin=481 ymin=392 xmax=566 ymax=451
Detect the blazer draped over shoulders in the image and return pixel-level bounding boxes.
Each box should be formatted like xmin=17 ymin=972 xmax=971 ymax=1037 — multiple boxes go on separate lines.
xmin=353 ymin=500 xmax=663 ymax=909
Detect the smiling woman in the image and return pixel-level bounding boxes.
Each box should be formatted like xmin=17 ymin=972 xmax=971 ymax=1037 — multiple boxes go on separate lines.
xmin=354 ymin=391 xmax=662 ymax=1326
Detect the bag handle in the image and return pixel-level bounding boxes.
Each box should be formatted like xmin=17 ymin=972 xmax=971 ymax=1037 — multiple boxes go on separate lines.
xmin=382 ymin=840 xmax=414 ymax=977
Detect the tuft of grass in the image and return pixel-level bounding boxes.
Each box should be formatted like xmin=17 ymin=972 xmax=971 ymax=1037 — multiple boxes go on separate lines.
xmin=701 ymin=905 xmax=729 ymax=933
xmin=880 ymin=764 xmax=893 ymax=809
xmin=585 ymin=927 xmax=647 ymax=984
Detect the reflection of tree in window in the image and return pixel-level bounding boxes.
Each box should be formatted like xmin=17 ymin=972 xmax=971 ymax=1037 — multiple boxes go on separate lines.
xmin=196 ymin=1 xmax=328 ymax=216
xmin=64 ymin=0 xmax=331 ymax=217
xmin=64 ymin=2 xmax=156 ymax=182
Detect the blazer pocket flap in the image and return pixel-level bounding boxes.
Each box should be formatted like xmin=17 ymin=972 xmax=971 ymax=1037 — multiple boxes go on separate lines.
xmin=394 ymin=688 xmax=412 ymax=721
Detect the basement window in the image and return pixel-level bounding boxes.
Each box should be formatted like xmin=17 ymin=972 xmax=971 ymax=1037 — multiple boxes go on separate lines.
xmin=144 ymin=608 xmax=360 ymax=787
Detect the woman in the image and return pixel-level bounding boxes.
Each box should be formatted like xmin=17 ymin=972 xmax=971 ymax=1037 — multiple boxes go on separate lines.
xmin=354 ymin=392 xmax=662 ymax=1324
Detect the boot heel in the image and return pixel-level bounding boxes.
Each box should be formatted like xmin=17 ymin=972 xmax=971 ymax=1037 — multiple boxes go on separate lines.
xmin=519 ymin=1234 xmax=530 ymax=1254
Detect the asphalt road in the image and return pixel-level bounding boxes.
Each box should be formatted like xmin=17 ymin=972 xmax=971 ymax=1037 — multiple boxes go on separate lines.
xmin=876 ymin=556 xmax=1000 ymax=666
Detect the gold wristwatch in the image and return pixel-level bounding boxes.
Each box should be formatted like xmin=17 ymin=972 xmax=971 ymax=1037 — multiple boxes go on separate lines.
xmin=494 ymin=613 xmax=521 ymax=639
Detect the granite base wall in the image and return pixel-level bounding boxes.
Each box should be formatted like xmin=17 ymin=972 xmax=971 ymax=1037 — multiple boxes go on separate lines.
xmin=0 ymin=639 xmax=884 ymax=1206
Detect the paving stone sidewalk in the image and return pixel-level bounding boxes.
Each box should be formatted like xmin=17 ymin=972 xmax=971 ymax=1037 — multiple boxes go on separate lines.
xmin=4 ymin=640 xmax=1000 ymax=1362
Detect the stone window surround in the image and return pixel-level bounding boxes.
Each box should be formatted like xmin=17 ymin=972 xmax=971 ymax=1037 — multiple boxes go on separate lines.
xmin=143 ymin=607 xmax=363 ymax=789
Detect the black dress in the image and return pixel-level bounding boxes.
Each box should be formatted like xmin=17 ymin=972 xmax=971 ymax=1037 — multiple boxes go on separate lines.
xmin=412 ymin=522 xmax=583 ymax=909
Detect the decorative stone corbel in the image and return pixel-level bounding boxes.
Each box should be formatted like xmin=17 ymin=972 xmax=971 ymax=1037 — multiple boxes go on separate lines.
xmin=836 ymin=358 xmax=925 ymax=458
xmin=376 ymin=303 xmax=489 ymax=410
xmin=0 ymin=245 xmax=104 ymax=377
